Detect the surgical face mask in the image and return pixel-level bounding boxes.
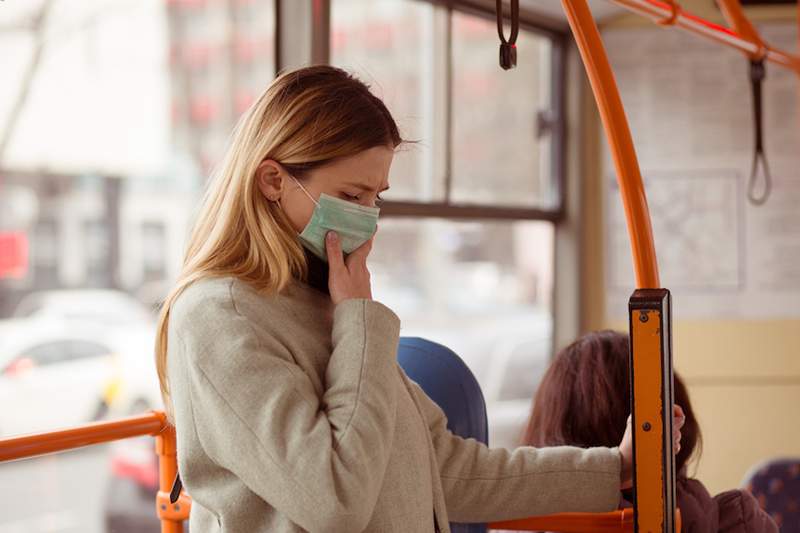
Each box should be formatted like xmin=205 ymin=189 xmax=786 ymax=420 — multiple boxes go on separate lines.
xmin=289 ymin=177 xmax=380 ymax=262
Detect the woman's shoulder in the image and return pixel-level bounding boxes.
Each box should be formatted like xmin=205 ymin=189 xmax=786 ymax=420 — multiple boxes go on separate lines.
xmin=172 ymin=276 xmax=280 ymax=321
xmin=169 ymin=276 xmax=281 ymax=342
xmin=171 ymin=276 xmax=237 ymax=322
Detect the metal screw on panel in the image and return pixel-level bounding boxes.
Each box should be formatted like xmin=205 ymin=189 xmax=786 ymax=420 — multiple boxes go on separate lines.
xmin=643 ymin=422 xmax=652 ymax=431
xmin=161 ymin=504 xmax=167 ymax=510
xmin=639 ymin=312 xmax=649 ymax=323
xmin=175 ymin=505 xmax=181 ymax=511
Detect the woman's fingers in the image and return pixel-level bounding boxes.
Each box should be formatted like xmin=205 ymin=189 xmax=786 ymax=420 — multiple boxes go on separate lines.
xmin=673 ymin=405 xmax=685 ymax=427
xmin=325 ymin=231 xmax=374 ymax=305
xmin=672 ymin=404 xmax=685 ymax=454
xmin=325 ymin=232 xmax=345 ymax=272
xmin=347 ymin=235 xmax=374 ymax=264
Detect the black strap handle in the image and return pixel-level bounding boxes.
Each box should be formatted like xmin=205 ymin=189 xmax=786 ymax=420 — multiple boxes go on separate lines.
xmin=496 ymin=0 xmax=519 ymax=70
xmin=170 ymin=471 xmax=183 ymax=504
xmin=747 ymin=58 xmax=771 ymax=206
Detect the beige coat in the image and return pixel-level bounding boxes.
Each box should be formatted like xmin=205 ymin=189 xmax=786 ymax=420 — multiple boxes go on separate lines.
xmin=167 ymin=277 xmax=622 ymax=532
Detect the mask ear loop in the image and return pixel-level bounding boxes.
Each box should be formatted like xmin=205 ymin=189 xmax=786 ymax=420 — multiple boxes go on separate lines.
xmin=289 ymin=175 xmax=320 ymax=207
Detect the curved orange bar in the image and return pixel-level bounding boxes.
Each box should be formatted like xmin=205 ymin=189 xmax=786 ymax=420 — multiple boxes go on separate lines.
xmin=610 ymin=0 xmax=800 ymax=73
xmin=716 ymin=0 xmax=767 ymax=60
xmin=0 ymin=411 xmax=185 ymax=533
xmin=0 ymin=411 xmax=168 ymax=462
xmin=562 ymin=0 xmax=660 ymax=289
xmin=490 ymin=509 xmax=633 ymax=532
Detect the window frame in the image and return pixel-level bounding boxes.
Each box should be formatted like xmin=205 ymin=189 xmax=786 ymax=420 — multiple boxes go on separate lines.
xmin=325 ymin=0 xmax=569 ymax=221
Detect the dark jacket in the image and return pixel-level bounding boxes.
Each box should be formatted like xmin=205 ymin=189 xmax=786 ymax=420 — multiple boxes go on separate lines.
xmin=675 ymin=476 xmax=778 ymax=533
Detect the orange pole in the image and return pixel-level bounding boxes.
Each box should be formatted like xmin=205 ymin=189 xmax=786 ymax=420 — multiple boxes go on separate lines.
xmin=156 ymin=424 xmax=191 ymax=533
xmin=0 ymin=411 xmax=188 ymax=532
xmin=608 ymin=0 xmax=800 ymax=73
xmin=490 ymin=509 xmax=634 ymax=532
xmin=716 ymin=0 xmax=767 ymax=60
xmin=563 ymin=0 xmax=660 ymax=289
xmin=0 ymin=411 xmax=167 ymax=462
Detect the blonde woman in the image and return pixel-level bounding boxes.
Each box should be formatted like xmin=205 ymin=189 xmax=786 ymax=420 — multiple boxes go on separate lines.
xmin=156 ymin=65 xmax=683 ymax=533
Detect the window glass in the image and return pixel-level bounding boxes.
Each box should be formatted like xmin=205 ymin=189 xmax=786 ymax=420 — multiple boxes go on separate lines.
xmin=0 ymin=1 xmax=275 ymax=530
xmin=369 ymin=218 xmax=554 ymax=448
xmin=331 ymin=0 xmax=444 ymax=202
xmin=451 ymin=11 xmax=555 ymax=208
xmin=332 ymin=2 xmax=560 ymax=210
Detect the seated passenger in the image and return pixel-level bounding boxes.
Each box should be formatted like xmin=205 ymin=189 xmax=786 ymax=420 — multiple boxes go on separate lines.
xmin=522 ymin=330 xmax=777 ymax=533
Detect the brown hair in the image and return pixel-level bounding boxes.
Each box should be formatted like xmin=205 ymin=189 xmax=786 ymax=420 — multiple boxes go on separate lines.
xmin=522 ymin=330 xmax=701 ymax=475
xmin=156 ymin=65 xmax=404 ymax=421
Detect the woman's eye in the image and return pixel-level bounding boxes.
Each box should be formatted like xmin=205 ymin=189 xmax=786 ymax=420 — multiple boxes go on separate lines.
xmin=344 ymin=193 xmax=359 ymax=201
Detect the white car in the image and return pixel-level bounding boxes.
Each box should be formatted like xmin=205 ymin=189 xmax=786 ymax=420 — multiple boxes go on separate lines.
xmin=12 ymin=289 xmax=155 ymax=327
xmin=0 ymin=319 xmax=121 ymax=436
xmin=0 ymin=316 xmax=162 ymax=437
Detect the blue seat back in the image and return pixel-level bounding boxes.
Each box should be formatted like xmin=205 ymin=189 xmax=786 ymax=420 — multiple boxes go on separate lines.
xmin=742 ymin=457 xmax=800 ymax=532
xmin=397 ymin=337 xmax=488 ymax=533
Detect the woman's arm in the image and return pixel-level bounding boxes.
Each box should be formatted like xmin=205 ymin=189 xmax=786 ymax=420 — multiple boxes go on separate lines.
xmin=171 ymin=283 xmax=400 ymax=533
xmin=406 ymin=379 xmax=621 ymax=523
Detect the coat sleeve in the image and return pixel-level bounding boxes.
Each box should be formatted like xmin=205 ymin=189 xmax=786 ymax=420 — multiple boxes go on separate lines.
xmin=170 ymin=285 xmax=401 ymax=533
xmin=406 ymin=379 xmax=622 ymax=523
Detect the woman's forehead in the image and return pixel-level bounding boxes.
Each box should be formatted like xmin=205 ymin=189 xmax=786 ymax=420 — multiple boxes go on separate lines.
xmin=318 ymin=147 xmax=393 ymax=190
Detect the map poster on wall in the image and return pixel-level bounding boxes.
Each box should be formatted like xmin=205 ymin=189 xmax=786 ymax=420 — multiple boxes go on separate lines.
xmin=602 ymin=24 xmax=800 ymax=320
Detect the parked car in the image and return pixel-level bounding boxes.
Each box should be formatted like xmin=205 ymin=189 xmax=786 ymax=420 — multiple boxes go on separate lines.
xmin=12 ymin=289 xmax=155 ymax=327
xmin=0 ymin=314 xmax=161 ymax=437
xmin=0 ymin=318 xmax=120 ymax=436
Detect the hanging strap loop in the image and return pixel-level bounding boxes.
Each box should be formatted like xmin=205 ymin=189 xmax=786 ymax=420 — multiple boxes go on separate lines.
xmin=656 ymin=0 xmax=682 ymax=26
xmin=747 ymin=58 xmax=771 ymax=206
xmin=496 ymin=0 xmax=519 ymax=70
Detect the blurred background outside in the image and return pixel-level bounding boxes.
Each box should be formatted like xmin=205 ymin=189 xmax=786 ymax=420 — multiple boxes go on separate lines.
xmin=0 ymin=1 xmax=558 ymax=531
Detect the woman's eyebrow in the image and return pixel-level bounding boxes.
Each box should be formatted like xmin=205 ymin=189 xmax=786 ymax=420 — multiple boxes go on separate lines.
xmin=344 ymin=182 xmax=391 ymax=192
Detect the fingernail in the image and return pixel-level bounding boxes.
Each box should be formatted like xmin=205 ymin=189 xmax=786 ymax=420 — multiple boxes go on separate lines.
xmin=327 ymin=232 xmax=337 ymax=243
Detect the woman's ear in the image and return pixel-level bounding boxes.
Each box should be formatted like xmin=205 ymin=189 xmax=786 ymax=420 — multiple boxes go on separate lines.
xmin=256 ymin=159 xmax=287 ymax=202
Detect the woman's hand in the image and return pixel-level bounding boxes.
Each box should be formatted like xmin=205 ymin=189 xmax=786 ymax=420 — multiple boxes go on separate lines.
xmin=325 ymin=231 xmax=374 ymax=305
xmin=619 ymin=405 xmax=686 ymax=489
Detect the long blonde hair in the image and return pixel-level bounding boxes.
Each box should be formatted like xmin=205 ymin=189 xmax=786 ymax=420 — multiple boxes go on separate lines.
xmin=156 ymin=66 xmax=403 ymax=421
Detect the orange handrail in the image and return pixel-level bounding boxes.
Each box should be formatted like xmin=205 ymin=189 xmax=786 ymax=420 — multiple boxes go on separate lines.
xmin=608 ymin=0 xmax=800 ymax=74
xmin=0 ymin=411 xmax=188 ymax=533
xmin=0 ymin=411 xmax=166 ymax=461
xmin=560 ymin=0 xmax=675 ymax=529
xmin=563 ymin=0 xmax=660 ymax=289
xmin=490 ymin=509 xmax=634 ymax=532
xmin=716 ymin=0 xmax=767 ymax=60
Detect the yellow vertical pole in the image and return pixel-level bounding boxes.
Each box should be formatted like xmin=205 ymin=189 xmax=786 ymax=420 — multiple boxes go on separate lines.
xmin=630 ymin=291 xmax=676 ymax=532
xmin=559 ymin=0 xmax=674 ymax=530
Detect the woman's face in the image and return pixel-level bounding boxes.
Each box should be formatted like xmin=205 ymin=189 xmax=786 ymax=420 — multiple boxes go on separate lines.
xmin=257 ymin=146 xmax=394 ymax=234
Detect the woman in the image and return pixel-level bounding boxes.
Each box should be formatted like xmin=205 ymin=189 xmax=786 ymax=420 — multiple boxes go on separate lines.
xmin=155 ymin=66 xmax=682 ymax=533
xmin=523 ymin=330 xmax=777 ymax=533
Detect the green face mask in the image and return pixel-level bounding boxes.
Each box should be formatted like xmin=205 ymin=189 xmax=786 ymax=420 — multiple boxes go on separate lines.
xmin=291 ymin=177 xmax=380 ymax=262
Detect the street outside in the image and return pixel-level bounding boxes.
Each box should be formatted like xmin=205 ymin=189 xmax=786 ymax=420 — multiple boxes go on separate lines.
xmin=0 ymin=446 xmax=110 ymax=533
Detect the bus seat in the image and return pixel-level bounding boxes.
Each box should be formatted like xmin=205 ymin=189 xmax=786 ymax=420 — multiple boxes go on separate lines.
xmin=742 ymin=457 xmax=800 ymax=532
xmin=397 ymin=337 xmax=489 ymax=533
